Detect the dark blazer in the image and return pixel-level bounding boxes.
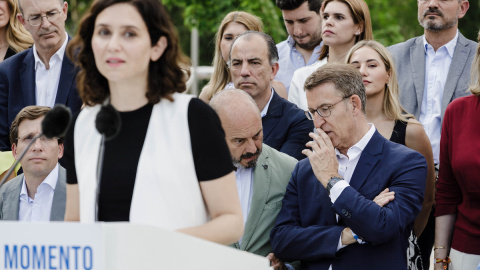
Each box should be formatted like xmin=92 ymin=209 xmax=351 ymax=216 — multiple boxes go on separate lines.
xmin=0 ymin=41 xmax=82 ymax=151
xmin=263 ymin=90 xmax=313 ymax=160
xmin=0 ymin=165 xmax=66 ymax=221
xmin=388 ymin=33 xmax=477 ymax=120
xmin=270 ymin=131 xmax=427 ymax=270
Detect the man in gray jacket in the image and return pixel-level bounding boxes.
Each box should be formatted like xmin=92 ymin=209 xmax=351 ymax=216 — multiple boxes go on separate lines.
xmin=0 ymin=106 xmax=66 ymax=221
xmin=388 ymin=0 xmax=476 ymax=268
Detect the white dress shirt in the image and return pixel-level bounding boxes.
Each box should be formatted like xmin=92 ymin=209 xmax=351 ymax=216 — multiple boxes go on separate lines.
xmin=327 ymin=124 xmax=376 ymax=270
xmin=19 ymin=164 xmax=59 ymax=222
xmin=420 ymin=31 xmax=458 ymax=164
xmin=33 ymin=34 xmax=68 ymax=108
xmin=260 ymin=88 xmax=274 ymax=118
xmin=234 ymin=166 xmax=254 ymax=244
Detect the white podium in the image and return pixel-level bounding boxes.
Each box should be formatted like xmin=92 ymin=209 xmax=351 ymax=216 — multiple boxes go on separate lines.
xmin=0 ymin=222 xmax=271 ymax=270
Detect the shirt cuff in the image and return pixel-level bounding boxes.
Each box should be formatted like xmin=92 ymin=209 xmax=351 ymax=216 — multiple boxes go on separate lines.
xmin=330 ymin=180 xmax=349 ymax=204
xmin=286 ymin=263 xmax=295 ymax=270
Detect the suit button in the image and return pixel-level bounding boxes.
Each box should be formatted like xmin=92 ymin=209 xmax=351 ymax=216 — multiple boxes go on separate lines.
xmin=347 ymin=213 xmax=352 ymax=218
xmin=342 ymin=209 xmax=347 ymax=215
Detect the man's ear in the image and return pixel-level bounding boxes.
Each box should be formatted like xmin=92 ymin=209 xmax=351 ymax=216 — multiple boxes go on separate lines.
xmin=57 ymin=143 xmax=64 ymax=160
xmin=270 ymin=62 xmax=279 ymax=81
xmin=17 ymin=13 xmax=26 ymax=26
xmin=11 ymin=143 xmax=19 ymax=161
xmin=151 ymin=36 xmax=168 ymax=62
xmin=350 ymin=95 xmax=363 ymax=115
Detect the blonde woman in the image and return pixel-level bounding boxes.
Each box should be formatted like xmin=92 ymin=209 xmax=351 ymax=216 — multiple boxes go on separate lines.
xmin=433 ymin=31 xmax=480 ymax=270
xmin=288 ymin=0 xmax=373 ymax=110
xmin=347 ymin=40 xmax=435 ymax=270
xmin=0 ymin=0 xmax=33 ymax=61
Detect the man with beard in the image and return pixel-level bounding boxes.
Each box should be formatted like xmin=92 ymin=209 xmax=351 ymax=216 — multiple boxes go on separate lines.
xmin=388 ymin=0 xmax=476 ymax=269
xmin=210 ymin=89 xmax=298 ymax=269
xmin=229 ymin=31 xmax=313 ymax=161
xmin=275 ymin=0 xmax=323 ymax=92
xmin=0 ymin=0 xmax=82 ymax=151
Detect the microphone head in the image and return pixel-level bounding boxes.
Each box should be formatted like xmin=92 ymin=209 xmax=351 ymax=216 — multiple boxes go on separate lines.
xmin=95 ymin=103 xmax=121 ymax=141
xmin=42 ymin=104 xmax=72 ymax=139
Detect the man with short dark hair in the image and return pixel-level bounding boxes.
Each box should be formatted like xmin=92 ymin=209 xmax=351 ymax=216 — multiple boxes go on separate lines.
xmin=270 ymin=63 xmax=427 ymax=270
xmin=0 ymin=0 xmax=82 ymax=151
xmin=0 ymin=106 xmax=66 ymax=221
xmin=275 ymin=0 xmax=323 ymax=92
xmin=388 ymin=1 xmax=476 ymax=267
xmin=210 ymin=89 xmax=297 ymax=269
xmin=229 ymin=31 xmax=313 ymax=160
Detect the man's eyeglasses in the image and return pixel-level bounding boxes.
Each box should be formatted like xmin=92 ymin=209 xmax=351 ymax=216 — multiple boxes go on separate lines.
xmin=26 ymin=10 xmax=61 ymax=27
xmin=17 ymin=134 xmax=58 ymax=144
xmin=305 ymin=95 xmax=352 ymax=120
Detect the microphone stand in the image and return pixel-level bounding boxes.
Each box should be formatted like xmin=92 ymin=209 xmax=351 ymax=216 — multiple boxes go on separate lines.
xmin=0 ymin=134 xmax=42 ymax=189
xmin=95 ymin=135 xmax=106 ymax=222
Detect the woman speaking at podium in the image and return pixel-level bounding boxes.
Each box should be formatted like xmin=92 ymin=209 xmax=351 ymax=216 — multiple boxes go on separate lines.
xmin=62 ymin=0 xmax=243 ymax=245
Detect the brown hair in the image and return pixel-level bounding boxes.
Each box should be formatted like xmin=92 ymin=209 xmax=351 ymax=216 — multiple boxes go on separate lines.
xmin=318 ymin=0 xmax=373 ymax=60
xmin=67 ymin=0 xmax=190 ymax=106
xmin=305 ymin=62 xmax=366 ymax=113
xmin=10 ymin=106 xmax=63 ymax=145
xmin=201 ymin=11 xmax=263 ymax=102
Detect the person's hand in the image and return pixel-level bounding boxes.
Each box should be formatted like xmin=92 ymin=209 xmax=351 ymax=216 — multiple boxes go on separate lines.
xmin=266 ymin=253 xmax=288 ymax=270
xmin=373 ymin=188 xmax=395 ymax=207
xmin=341 ymin=227 xmax=357 ymax=246
xmin=302 ymin=128 xmax=339 ymax=188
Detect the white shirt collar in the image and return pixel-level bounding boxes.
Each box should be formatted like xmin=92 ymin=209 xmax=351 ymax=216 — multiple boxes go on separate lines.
xmin=20 ymin=163 xmax=60 ymax=200
xmin=33 ymin=33 xmax=68 ymax=70
xmin=335 ymin=124 xmax=376 ymax=158
xmin=260 ymin=88 xmax=274 ymax=118
xmin=423 ymin=29 xmax=458 ymax=57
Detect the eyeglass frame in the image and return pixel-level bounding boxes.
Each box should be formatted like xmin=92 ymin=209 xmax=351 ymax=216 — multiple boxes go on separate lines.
xmin=25 ymin=10 xmax=62 ymax=27
xmin=16 ymin=133 xmax=59 ymax=145
xmin=304 ymin=94 xmax=353 ymax=120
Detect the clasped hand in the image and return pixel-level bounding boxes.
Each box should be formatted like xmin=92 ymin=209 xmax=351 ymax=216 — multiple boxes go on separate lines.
xmin=302 ymin=128 xmax=340 ymax=188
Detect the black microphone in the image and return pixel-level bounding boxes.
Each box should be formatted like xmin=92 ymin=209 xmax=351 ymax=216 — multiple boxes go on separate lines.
xmin=0 ymin=104 xmax=72 ymax=189
xmin=94 ymin=103 xmax=121 ymax=221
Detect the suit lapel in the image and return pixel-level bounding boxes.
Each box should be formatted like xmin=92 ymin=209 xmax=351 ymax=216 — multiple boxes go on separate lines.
xmin=19 ymin=50 xmax=36 ymax=106
xmin=1 ymin=175 xmax=23 ymax=220
xmin=55 ymin=50 xmax=78 ymax=105
xmin=410 ymin=37 xmax=426 ymax=119
xmin=441 ymin=33 xmax=470 ymax=119
xmin=262 ymin=90 xmax=282 ymax=140
xmin=239 ymin=149 xmax=271 ymax=250
xmin=349 ymin=132 xmax=384 ymax=191
xmin=50 ymin=166 xmax=66 ymax=221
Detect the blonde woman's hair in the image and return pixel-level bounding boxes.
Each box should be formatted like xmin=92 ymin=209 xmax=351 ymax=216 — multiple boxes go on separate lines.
xmin=469 ymin=30 xmax=480 ymax=96
xmin=201 ymin=11 xmax=263 ymax=101
xmin=318 ymin=0 xmax=373 ymax=61
xmin=346 ymin=40 xmax=414 ymax=122
xmin=6 ymin=0 xmax=33 ymax=53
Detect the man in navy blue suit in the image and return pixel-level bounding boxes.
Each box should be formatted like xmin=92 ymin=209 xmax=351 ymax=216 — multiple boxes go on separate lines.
xmin=229 ymin=31 xmax=312 ymax=161
xmin=270 ymin=63 xmax=427 ymax=270
xmin=0 ymin=0 xmax=82 ymax=151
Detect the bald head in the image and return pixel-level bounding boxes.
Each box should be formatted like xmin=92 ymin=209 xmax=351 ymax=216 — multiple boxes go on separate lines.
xmin=210 ymin=89 xmax=261 ymax=123
xmin=210 ymin=89 xmax=263 ymax=169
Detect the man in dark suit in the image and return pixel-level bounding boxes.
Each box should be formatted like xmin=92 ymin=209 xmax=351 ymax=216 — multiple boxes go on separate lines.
xmin=388 ymin=1 xmax=476 ymax=266
xmin=270 ymin=63 xmax=427 ymax=270
xmin=0 ymin=0 xmax=82 ymax=151
xmin=229 ymin=31 xmax=313 ymax=161
xmin=0 ymin=106 xmax=66 ymax=221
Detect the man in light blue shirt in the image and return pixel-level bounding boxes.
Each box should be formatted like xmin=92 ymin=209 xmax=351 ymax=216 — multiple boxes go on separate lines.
xmin=0 ymin=106 xmax=66 ymax=222
xmin=275 ymin=0 xmax=323 ymax=92
xmin=388 ymin=0 xmax=476 ymax=268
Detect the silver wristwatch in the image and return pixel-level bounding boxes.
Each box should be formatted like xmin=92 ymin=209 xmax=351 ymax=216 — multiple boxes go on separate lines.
xmin=326 ymin=176 xmax=344 ymax=195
